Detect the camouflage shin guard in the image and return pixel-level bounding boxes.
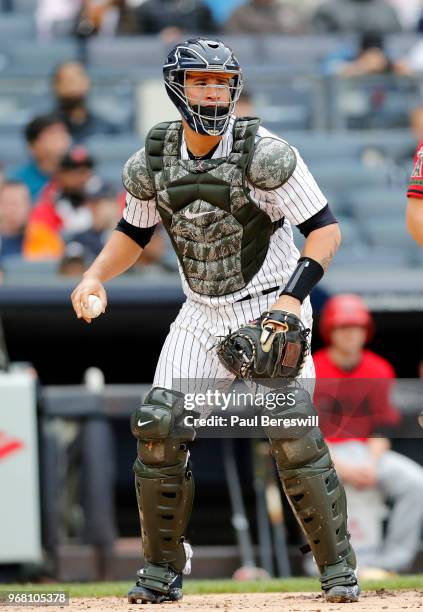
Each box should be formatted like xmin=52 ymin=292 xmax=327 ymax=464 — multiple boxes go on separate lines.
xmin=134 ymin=447 xmax=194 ymax=576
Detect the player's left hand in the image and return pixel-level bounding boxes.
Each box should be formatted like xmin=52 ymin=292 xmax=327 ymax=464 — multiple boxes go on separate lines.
xmin=216 ymin=310 xmax=310 ymax=382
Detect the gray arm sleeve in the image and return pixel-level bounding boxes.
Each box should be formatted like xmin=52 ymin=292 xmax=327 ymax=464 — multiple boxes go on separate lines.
xmin=122 ymin=147 xmax=155 ymax=200
xmin=247 ymin=137 xmax=297 ymax=191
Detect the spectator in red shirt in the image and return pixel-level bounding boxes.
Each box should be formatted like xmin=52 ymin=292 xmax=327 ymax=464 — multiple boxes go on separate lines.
xmin=24 ymin=147 xmax=96 ymax=260
xmin=313 ymin=294 xmax=423 ymax=572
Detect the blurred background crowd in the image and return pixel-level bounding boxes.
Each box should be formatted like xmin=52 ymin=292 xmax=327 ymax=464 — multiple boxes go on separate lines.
xmin=3 ymin=0 xmax=423 ymax=278
xmin=0 ymin=0 xmax=423 ymax=587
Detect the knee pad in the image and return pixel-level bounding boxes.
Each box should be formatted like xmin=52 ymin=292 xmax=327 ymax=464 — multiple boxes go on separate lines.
xmin=265 ymin=386 xmax=328 ymax=473
xmin=131 ymin=387 xmax=195 ymax=475
xmin=131 ymin=386 xmax=195 ymax=443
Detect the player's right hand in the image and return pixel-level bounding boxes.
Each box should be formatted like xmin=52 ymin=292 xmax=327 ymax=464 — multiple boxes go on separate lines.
xmin=71 ymin=277 xmax=107 ymax=324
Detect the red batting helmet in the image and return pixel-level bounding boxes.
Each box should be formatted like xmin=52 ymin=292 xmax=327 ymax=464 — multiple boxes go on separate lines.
xmin=319 ymin=294 xmax=374 ymax=345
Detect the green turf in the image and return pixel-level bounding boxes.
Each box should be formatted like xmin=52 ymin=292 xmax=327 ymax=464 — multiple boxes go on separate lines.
xmin=0 ymin=575 xmax=421 ymax=597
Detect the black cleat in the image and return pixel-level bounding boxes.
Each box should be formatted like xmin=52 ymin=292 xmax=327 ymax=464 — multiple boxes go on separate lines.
xmin=128 ymin=574 xmax=183 ymax=604
xmin=324 ymin=582 xmax=361 ymax=603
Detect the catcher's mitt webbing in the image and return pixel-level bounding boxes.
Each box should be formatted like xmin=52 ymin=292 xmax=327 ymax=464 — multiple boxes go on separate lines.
xmin=216 ymin=310 xmax=310 ymax=381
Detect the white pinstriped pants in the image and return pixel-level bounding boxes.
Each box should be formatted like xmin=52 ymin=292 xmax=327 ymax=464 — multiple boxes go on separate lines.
xmin=153 ymin=292 xmax=315 ymax=393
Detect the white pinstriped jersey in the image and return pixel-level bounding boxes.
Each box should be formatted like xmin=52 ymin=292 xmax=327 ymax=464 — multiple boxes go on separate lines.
xmin=123 ymin=116 xmax=327 ymax=307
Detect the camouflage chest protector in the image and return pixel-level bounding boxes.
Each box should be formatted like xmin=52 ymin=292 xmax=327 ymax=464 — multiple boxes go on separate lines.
xmin=144 ymin=118 xmax=293 ymax=297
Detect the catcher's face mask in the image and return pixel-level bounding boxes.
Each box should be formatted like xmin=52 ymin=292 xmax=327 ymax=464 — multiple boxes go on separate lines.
xmin=163 ymin=38 xmax=244 ymax=136
xmin=168 ymin=69 xmax=242 ymax=136
xmin=183 ymin=71 xmax=237 ymax=134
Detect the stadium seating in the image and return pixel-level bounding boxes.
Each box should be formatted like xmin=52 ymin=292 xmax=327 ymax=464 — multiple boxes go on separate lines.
xmin=12 ymin=0 xmax=37 ymax=13
xmin=348 ymin=188 xmax=406 ymax=220
xmin=362 ymin=215 xmax=411 ymax=247
xmin=311 ymin=161 xmax=389 ymax=193
xmin=1 ymin=256 xmax=58 ymax=280
xmin=0 ymin=41 xmax=79 ymax=77
xmin=85 ymin=135 xmax=142 ymax=168
xmin=0 ymin=137 xmax=27 ymax=166
xmin=87 ymin=37 xmax=167 ymax=73
xmin=0 ymin=32 xmax=420 ymax=273
xmin=0 ymin=13 xmax=35 ymax=40
xmin=333 ymin=76 xmax=421 ymax=131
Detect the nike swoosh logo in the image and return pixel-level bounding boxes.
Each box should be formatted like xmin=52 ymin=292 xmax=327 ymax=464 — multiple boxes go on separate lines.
xmin=137 ymin=419 xmax=154 ymax=427
xmin=0 ymin=431 xmax=24 ymax=461
xmin=183 ymin=210 xmax=215 ymax=220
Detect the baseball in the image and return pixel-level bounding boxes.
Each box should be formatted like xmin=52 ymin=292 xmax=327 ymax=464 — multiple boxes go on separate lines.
xmin=83 ymin=295 xmax=103 ymax=319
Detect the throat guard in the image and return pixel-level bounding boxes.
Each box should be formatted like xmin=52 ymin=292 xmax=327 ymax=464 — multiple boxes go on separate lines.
xmin=145 ymin=118 xmax=283 ymax=297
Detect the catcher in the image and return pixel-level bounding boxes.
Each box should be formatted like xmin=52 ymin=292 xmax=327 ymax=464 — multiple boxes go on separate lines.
xmin=71 ymin=38 xmax=360 ymax=604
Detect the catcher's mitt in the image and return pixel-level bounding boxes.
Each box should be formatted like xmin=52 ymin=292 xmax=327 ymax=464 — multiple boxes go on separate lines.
xmin=216 ymin=310 xmax=310 ymax=381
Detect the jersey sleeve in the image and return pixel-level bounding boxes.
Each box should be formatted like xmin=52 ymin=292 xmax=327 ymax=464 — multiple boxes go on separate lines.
xmin=268 ymin=149 xmax=328 ymax=225
xmin=123 ymin=192 xmax=161 ymax=228
xmin=407 ymin=140 xmax=423 ymax=199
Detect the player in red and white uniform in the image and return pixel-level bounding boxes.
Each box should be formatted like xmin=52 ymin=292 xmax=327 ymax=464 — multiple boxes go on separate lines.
xmin=313 ymin=294 xmax=423 ymax=572
xmin=406 ymin=139 xmax=423 ymax=245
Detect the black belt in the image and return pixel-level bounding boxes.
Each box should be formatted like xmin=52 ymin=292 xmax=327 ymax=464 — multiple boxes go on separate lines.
xmin=236 ymin=285 xmax=280 ymax=303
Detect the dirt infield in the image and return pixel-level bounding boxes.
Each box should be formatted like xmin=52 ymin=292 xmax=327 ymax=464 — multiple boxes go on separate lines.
xmin=8 ymin=590 xmax=423 ymax=612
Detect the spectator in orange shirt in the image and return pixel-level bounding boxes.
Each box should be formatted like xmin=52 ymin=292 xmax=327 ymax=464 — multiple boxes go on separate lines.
xmin=68 ymin=184 xmax=122 ymax=258
xmin=313 ymin=294 xmax=423 ymax=572
xmin=24 ymin=147 xmax=96 ymax=260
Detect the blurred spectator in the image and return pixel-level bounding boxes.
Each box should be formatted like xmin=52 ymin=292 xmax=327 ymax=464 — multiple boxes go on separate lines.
xmin=133 ymin=0 xmax=216 ymax=41
xmin=409 ymin=105 xmax=423 ymax=142
xmin=225 ymin=0 xmax=308 ymax=34
xmin=75 ymin=0 xmax=135 ymax=37
xmin=396 ymin=38 xmax=423 ymax=75
xmin=0 ymin=181 xmax=31 ymax=260
xmin=202 ymin=0 xmax=245 ymax=24
xmin=36 ymin=0 xmax=82 ymax=38
xmin=395 ymin=104 xmax=423 ymax=166
xmin=58 ymin=240 xmax=90 ymax=276
xmin=326 ymin=32 xmax=395 ymax=78
xmin=24 ymin=147 xmax=97 ymax=260
xmin=76 ymin=183 xmax=169 ymax=270
xmin=386 ymin=0 xmax=423 ymax=31
xmin=52 ymin=61 xmax=119 ymax=142
xmin=69 ymin=184 xmax=121 ymax=258
xmin=235 ymin=90 xmax=255 ymax=117
xmin=10 ymin=114 xmax=71 ymax=203
xmin=314 ymin=294 xmax=423 ymax=572
xmin=312 ymin=0 xmax=401 ymax=34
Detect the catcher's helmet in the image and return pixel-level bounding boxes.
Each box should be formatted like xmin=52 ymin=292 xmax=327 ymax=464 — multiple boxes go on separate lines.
xmin=319 ymin=294 xmax=374 ymax=344
xmin=163 ymin=38 xmax=243 ymax=136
